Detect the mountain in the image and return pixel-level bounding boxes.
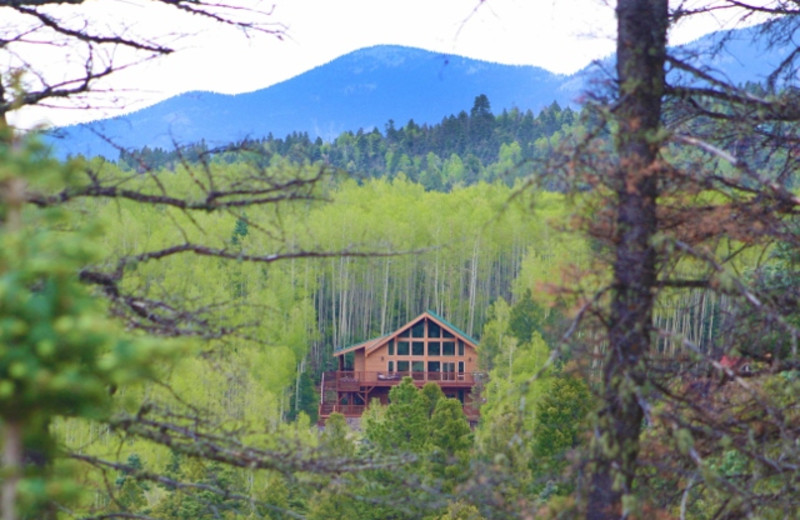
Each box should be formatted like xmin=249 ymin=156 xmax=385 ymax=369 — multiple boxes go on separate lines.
xmin=46 ymin=46 xmax=579 ymax=159
xmin=46 ymin=24 xmax=799 ymax=160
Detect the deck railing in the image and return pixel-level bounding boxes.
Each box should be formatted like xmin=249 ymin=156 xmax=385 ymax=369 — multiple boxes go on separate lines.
xmin=318 ymin=371 xmax=484 ymax=422
xmin=324 ymin=370 xmax=484 ymax=388
xmin=319 ymin=403 xmax=366 ymax=416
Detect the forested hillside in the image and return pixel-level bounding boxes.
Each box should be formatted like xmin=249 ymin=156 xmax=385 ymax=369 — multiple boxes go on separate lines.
xmin=18 ymin=84 xmax=794 ymax=518
xmin=39 ymin=150 xmax=596 ymax=518
xmin=118 ymin=95 xmax=577 ymax=189
xmin=38 ymin=134 xmax=789 ymax=518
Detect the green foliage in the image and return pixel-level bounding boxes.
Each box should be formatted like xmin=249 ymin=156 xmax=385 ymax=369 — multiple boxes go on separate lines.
xmin=319 ymin=412 xmax=355 ymax=457
xmin=532 ymin=372 xmax=592 ymax=460
xmin=430 ymin=398 xmax=472 ymax=456
xmin=436 ymin=500 xmax=485 ymax=520
xmin=0 ymin=136 xmax=177 ymax=516
xmin=152 ymin=461 xmax=247 ymax=520
xmin=230 ymin=215 xmax=249 ymax=245
xmin=531 ymin=371 xmax=592 ymax=498
xmin=115 ymin=454 xmax=148 ymax=512
xmin=356 ymin=379 xmax=482 ymax=517
xmin=475 ymin=304 xmax=593 ymax=505
xmin=428 ymin=398 xmax=472 ymax=491
xmin=117 ymin=95 xmax=581 ymax=188
xmin=0 ymin=224 xmax=171 ymax=420
xmin=367 ymin=377 xmax=429 ymax=453
xmin=508 ymin=288 xmax=545 ymax=345
xmin=478 ymin=297 xmax=512 ymax=371
xmin=287 ymin=371 xmax=318 ymax=423
xmin=420 ymin=381 xmax=445 ymax=418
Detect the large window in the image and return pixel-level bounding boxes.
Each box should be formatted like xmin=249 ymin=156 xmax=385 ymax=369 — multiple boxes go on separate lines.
xmin=428 ymin=321 xmax=441 ymax=337
xmin=383 ymin=319 xmax=471 ymax=369
xmin=443 ymin=341 xmax=455 ymax=356
xmin=412 ymin=321 xmax=425 ymax=338
xmin=397 ymin=361 xmax=409 ymax=372
xmin=397 ymin=341 xmax=409 ymax=356
xmin=412 ymin=361 xmax=424 ymax=373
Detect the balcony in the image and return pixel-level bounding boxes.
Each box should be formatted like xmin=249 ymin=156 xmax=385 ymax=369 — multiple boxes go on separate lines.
xmin=323 ymin=370 xmax=483 ymax=389
xmin=318 ymin=371 xmax=484 ymax=424
xmin=319 ymin=403 xmax=366 ymax=417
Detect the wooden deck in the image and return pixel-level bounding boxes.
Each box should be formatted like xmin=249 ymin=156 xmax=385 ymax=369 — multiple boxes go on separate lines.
xmin=324 ymin=370 xmax=481 ymax=389
xmin=318 ymin=370 xmax=483 ymax=423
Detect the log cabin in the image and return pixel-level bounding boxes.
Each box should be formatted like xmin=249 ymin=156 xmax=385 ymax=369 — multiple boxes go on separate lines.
xmin=318 ymin=311 xmax=483 ymax=425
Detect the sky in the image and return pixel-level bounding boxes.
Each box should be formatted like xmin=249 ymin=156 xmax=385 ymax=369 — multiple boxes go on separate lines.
xmin=7 ymin=0 xmax=749 ymax=129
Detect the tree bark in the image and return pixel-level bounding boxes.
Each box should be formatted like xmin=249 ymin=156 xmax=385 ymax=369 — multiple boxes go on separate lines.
xmin=587 ymin=0 xmax=667 ymax=518
xmin=1 ymin=421 xmax=22 ymax=520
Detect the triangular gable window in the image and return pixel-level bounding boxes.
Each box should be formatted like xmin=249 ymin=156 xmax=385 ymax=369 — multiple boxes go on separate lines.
xmin=428 ymin=321 xmax=441 ymax=337
xmin=411 ymin=320 xmax=425 ymax=338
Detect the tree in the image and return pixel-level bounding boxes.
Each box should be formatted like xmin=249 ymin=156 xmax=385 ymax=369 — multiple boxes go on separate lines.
xmin=428 ymin=397 xmax=472 ymax=492
xmin=115 ymin=454 xmax=149 ymax=513
xmin=564 ymin=2 xmax=800 ymax=518
xmin=287 ymin=371 xmax=318 ymax=423
xmin=366 ymin=377 xmax=429 ymax=453
xmin=586 ymin=2 xmax=667 ymax=517
xmin=0 ymin=136 xmax=175 ymax=519
xmin=0 ymin=1 xmax=284 ymax=125
xmin=508 ymin=288 xmax=546 ymax=345
xmin=531 ymin=371 xmax=592 ymax=494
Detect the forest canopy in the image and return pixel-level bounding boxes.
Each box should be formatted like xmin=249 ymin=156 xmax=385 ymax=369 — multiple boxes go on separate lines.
xmin=115 ymin=95 xmax=578 ymax=191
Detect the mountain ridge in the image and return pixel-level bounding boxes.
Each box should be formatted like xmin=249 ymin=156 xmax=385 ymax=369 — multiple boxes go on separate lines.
xmin=46 ymin=23 xmax=797 ymax=159
xmin=47 ymin=45 xmax=579 ymax=159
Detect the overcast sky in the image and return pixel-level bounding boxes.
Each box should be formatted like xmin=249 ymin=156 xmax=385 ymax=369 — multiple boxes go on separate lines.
xmin=10 ymin=0 xmax=747 ymax=128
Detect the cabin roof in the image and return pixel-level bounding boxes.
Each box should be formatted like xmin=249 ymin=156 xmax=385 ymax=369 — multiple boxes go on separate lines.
xmin=333 ymin=310 xmax=478 ymax=357
xmin=426 ymin=309 xmax=477 ymax=345
xmin=333 ymin=334 xmax=390 ymax=356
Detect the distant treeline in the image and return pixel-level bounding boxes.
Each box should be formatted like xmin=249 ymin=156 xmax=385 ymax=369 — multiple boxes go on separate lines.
xmin=118 ymin=94 xmax=579 ymax=190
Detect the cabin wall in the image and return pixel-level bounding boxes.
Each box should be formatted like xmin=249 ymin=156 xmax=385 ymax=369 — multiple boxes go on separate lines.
xmin=353 ymin=350 xmax=365 ymax=372
xmin=365 ymin=341 xmax=479 ymax=375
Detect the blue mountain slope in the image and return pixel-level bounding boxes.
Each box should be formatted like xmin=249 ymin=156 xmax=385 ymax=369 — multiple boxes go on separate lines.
xmin=47 ymin=46 xmax=577 ymax=159
xmin=46 ymin=24 xmax=799 ymax=160
xmin=671 ymin=23 xmax=799 ymax=87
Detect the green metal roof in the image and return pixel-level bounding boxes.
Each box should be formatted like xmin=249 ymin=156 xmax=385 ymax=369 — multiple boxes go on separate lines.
xmin=333 ymin=333 xmax=389 ymax=354
xmin=426 ymin=309 xmax=478 ymax=345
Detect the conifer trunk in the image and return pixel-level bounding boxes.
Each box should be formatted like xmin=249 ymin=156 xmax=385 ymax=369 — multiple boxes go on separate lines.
xmin=2 ymin=421 xmax=22 ymax=520
xmin=587 ymin=0 xmax=667 ymax=518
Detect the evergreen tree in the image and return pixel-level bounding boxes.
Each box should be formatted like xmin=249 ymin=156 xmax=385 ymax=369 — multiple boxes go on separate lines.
xmin=508 ymin=288 xmax=546 ymax=345
xmin=287 ymin=371 xmax=318 ymax=423
xmin=428 ymin=398 xmax=472 ymax=491
xmin=371 ymin=377 xmax=428 ymax=453
xmin=0 ymin=135 xmax=175 ymax=519
xmin=115 ymin=454 xmax=149 ymax=513
xmin=420 ymin=381 xmax=445 ymax=418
